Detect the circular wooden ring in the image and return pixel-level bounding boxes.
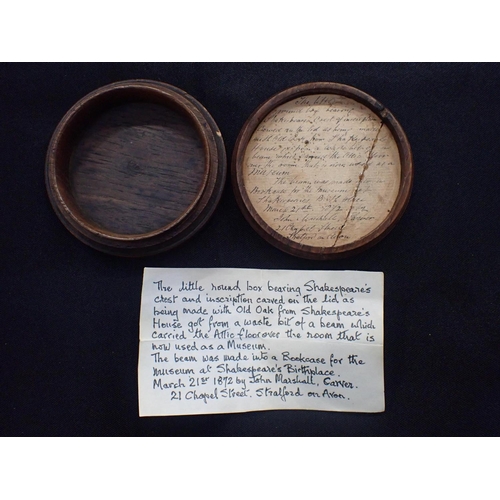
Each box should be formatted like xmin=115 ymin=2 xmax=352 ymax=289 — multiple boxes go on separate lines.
xmin=232 ymin=82 xmax=413 ymax=259
xmin=46 ymin=80 xmax=226 ymax=257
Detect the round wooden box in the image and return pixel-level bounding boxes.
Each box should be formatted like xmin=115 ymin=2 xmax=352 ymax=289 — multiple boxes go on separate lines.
xmin=46 ymin=80 xmax=226 ymax=257
xmin=232 ymin=82 xmax=413 ymax=259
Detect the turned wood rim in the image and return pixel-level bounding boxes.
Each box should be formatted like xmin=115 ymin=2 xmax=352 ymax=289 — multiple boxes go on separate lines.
xmin=46 ymin=80 xmax=210 ymax=241
xmin=46 ymin=80 xmax=227 ymax=256
xmin=232 ymin=82 xmax=413 ymax=260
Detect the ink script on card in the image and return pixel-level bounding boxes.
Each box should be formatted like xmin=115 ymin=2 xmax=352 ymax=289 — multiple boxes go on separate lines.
xmin=138 ymin=268 xmax=385 ymax=416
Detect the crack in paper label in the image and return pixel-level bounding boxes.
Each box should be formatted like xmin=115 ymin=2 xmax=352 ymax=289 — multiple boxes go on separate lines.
xmin=243 ymin=94 xmax=401 ymax=247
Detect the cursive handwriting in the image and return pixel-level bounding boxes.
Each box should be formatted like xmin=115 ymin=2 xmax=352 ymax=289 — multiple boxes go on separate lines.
xmin=243 ymin=95 xmax=401 ymax=246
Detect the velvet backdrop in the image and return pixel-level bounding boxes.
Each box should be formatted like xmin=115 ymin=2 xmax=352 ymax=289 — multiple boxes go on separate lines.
xmin=1 ymin=63 xmax=498 ymax=436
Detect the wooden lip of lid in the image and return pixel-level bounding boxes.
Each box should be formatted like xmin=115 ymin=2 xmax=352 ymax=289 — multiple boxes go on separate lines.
xmin=232 ymin=82 xmax=413 ymax=260
xmin=46 ymin=80 xmax=226 ymax=257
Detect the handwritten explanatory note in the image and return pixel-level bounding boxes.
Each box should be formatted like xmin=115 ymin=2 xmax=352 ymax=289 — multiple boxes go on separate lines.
xmin=138 ymin=268 xmax=384 ymax=416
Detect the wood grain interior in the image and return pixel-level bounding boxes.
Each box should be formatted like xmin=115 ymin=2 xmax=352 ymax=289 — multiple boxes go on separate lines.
xmin=69 ymin=102 xmax=206 ymax=235
xmin=46 ymin=81 xmax=226 ymax=256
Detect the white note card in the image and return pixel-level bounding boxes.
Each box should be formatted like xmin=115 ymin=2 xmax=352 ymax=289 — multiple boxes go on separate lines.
xmin=138 ymin=268 xmax=384 ymax=416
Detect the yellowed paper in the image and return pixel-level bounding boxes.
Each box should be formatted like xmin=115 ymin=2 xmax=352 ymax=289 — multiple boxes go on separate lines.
xmin=243 ymin=94 xmax=401 ymax=246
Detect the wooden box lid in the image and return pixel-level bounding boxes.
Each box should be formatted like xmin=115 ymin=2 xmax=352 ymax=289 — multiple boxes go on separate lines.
xmin=232 ymin=82 xmax=413 ymax=259
xmin=46 ymin=80 xmax=226 ymax=257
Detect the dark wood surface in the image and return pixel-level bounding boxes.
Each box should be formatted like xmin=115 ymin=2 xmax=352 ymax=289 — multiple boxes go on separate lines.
xmin=71 ymin=102 xmax=206 ymax=235
xmin=45 ymin=80 xmax=226 ymax=256
xmin=232 ymin=82 xmax=413 ymax=260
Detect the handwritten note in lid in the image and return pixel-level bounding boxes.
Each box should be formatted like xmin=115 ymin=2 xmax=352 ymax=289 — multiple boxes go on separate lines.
xmin=232 ymin=82 xmax=413 ymax=259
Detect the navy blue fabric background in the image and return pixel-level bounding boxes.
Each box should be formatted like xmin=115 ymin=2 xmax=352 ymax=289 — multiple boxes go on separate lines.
xmin=1 ymin=63 xmax=499 ymax=436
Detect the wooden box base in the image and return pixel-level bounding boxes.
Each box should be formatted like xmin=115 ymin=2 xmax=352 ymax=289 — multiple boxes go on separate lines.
xmin=46 ymin=80 xmax=226 ymax=257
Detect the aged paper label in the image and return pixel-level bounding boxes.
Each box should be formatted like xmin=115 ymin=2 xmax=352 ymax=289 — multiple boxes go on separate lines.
xmin=243 ymin=94 xmax=401 ymax=247
xmin=138 ymin=268 xmax=384 ymax=416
